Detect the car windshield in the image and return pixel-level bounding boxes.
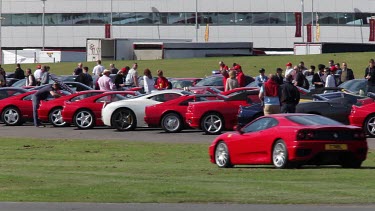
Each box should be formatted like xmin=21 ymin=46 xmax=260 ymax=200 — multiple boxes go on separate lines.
xmin=286 ymin=115 xmax=343 ymax=126
xmin=338 ymin=80 xmax=365 ymax=93
xmin=195 ymin=76 xmax=222 ymax=86
xmin=11 ymin=79 xmax=26 ymax=87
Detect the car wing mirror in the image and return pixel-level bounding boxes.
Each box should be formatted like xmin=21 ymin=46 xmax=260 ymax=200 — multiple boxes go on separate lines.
xmin=234 ymin=125 xmax=244 ymax=134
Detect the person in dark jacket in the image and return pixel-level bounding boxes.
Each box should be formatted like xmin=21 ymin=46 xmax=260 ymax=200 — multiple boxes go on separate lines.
xmin=14 ymin=63 xmax=25 ymax=79
xmin=281 ymin=74 xmax=300 ymax=113
xmin=114 ymin=68 xmax=126 ymax=90
xmin=336 ymin=62 xmax=354 ymax=85
xmin=275 ymin=67 xmax=284 ymax=85
xmin=312 ymin=64 xmax=325 ymax=89
xmin=32 ymin=83 xmax=61 ymax=127
xmin=365 ymin=59 xmax=375 ymax=93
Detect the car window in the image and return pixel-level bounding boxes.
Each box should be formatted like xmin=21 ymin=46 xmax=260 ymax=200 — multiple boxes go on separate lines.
xmin=286 ymin=115 xmax=343 ymax=125
xmin=96 ymin=94 xmax=127 ymax=103
xmin=242 ymin=117 xmax=278 ymax=133
xmin=23 ymin=94 xmax=33 ymax=101
xmin=339 ymin=80 xmax=366 ymax=93
xmin=70 ymin=92 xmax=101 ymax=101
xmin=149 ymin=93 xmax=181 ymax=102
xmin=195 ymin=76 xmax=223 ymax=86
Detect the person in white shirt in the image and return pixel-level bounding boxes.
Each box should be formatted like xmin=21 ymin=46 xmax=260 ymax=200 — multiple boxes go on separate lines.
xmin=285 ymin=62 xmax=295 ymax=78
xmin=125 ymin=63 xmax=139 ymax=87
xmin=143 ymin=68 xmax=155 ymax=93
xmin=92 ymin=60 xmax=105 ymax=76
xmin=34 ymin=64 xmax=42 ymax=83
xmin=324 ymin=67 xmax=336 ymax=89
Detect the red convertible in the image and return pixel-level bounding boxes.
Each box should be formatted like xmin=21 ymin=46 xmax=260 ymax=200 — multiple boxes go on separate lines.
xmin=144 ymin=94 xmax=221 ymax=133
xmin=61 ymin=91 xmax=138 ymax=129
xmin=209 ymin=114 xmax=368 ymax=169
xmin=186 ymin=89 xmax=260 ymax=135
xmin=38 ymin=90 xmax=106 ymax=127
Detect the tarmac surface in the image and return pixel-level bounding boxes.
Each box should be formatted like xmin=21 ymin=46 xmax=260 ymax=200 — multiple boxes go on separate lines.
xmin=1 ymin=124 xmax=374 ymax=211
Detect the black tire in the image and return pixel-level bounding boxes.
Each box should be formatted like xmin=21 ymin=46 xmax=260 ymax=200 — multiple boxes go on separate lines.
xmin=200 ymin=112 xmax=224 ymax=135
xmin=49 ymin=107 xmax=68 ymax=127
xmin=272 ymin=139 xmax=292 ymax=169
xmin=111 ymin=108 xmax=137 ymax=131
xmin=364 ymin=114 xmax=375 ymax=137
xmin=341 ymin=159 xmax=362 ymax=169
xmin=161 ymin=113 xmax=183 ymax=133
xmin=74 ymin=109 xmax=95 ymax=129
xmin=2 ymin=106 xmax=23 ymax=126
xmin=214 ymin=141 xmax=233 ymax=168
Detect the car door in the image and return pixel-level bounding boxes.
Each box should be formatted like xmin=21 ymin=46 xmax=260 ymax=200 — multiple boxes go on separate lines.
xmin=230 ymin=117 xmax=278 ymax=164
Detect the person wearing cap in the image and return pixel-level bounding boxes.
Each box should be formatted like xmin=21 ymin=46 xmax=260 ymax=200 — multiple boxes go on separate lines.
xmin=324 ymin=67 xmax=336 ymax=89
xmin=32 ymin=83 xmax=61 ymax=127
xmin=234 ymin=65 xmax=246 ymax=87
xmin=98 ymin=69 xmax=115 ymax=91
xmin=114 ymin=68 xmax=127 ymax=90
xmin=285 ymin=62 xmax=294 ymax=77
xmin=255 ymin=68 xmax=268 ymax=88
xmin=34 ymin=64 xmax=42 ymax=82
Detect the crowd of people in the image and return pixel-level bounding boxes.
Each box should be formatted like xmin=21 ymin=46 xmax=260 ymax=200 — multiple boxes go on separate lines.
xmin=2 ymin=58 xmax=375 ymax=127
xmin=218 ymin=58 xmax=375 ymax=117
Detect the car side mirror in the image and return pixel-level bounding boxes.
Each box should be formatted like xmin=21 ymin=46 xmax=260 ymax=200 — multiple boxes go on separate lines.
xmin=234 ymin=125 xmax=244 ymax=134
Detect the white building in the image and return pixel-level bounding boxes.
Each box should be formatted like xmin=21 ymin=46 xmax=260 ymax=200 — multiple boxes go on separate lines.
xmin=1 ymin=0 xmax=375 ymax=50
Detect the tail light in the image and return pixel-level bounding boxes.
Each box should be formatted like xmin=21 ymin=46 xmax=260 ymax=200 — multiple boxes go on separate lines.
xmin=187 ymin=105 xmax=193 ymax=113
xmin=296 ymin=130 xmax=314 ymax=141
xmin=353 ymin=131 xmax=366 ymax=140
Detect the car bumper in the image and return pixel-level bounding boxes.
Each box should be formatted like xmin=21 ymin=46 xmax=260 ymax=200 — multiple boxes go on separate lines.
xmin=288 ymin=141 xmax=368 ymax=164
xmin=144 ymin=116 xmax=159 ymax=126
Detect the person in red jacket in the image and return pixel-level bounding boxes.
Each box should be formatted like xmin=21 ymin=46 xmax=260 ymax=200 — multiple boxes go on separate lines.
xmin=155 ymin=69 xmax=169 ymax=90
xmin=235 ymin=65 xmax=246 ymax=87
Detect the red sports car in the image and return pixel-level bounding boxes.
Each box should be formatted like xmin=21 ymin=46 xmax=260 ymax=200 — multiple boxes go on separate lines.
xmin=349 ymin=102 xmax=375 ymax=137
xmin=209 ymin=114 xmax=368 ymax=169
xmin=61 ymin=91 xmax=138 ymax=129
xmin=38 ymin=90 xmax=106 ymax=127
xmin=186 ymin=89 xmax=260 ymax=135
xmin=144 ymin=94 xmax=221 ymax=133
xmin=0 ymin=90 xmax=68 ymax=126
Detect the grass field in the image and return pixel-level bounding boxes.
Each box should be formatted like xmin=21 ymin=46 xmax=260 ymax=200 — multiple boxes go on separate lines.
xmin=2 ymin=52 xmax=375 ymax=78
xmin=0 ymin=138 xmax=374 ymax=204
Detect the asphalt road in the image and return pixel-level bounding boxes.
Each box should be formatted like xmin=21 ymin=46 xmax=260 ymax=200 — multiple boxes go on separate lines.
xmin=1 ymin=124 xmax=374 ymax=211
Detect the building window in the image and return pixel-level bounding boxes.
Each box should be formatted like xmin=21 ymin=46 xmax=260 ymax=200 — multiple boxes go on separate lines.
xmin=199 ymin=13 xmax=218 ymax=24
xmin=252 ymin=13 xmax=270 ymax=25
xmin=218 ymin=13 xmax=235 ymax=25
xmin=317 ymin=13 xmax=338 ymax=25
xmin=337 ymin=13 xmax=355 ymax=25
xmin=89 ymin=13 xmax=110 ymax=24
xmin=186 ymin=13 xmax=197 ymax=24
xmin=168 ymin=13 xmax=186 ymax=24
xmin=269 ymin=13 xmax=286 ymax=25
xmin=235 ymin=13 xmax=251 ymax=25
xmin=27 ymin=14 xmax=42 ymax=25
xmin=113 ymin=12 xmax=137 ymax=25
xmin=286 ymin=12 xmax=295 ymax=25
xmin=11 ymin=14 xmax=27 ymax=25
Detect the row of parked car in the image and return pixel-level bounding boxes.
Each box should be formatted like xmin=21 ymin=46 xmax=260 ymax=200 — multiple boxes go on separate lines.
xmin=1 ymin=72 xmax=373 ymax=169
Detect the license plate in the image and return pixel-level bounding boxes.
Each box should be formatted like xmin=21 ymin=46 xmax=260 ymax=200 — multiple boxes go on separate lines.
xmin=325 ymin=144 xmax=348 ymax=150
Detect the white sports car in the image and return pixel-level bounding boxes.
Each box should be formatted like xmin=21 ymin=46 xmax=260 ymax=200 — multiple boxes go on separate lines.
xmin=102 ymin=89 xmax=191 ymax=131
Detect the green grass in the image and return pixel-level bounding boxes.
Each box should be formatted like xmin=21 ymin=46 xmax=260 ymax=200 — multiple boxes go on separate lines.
xmin=0 ymin=138 xmax=374 ymax=204
xmin=2 ymin=52 xmax=375 ymax=78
